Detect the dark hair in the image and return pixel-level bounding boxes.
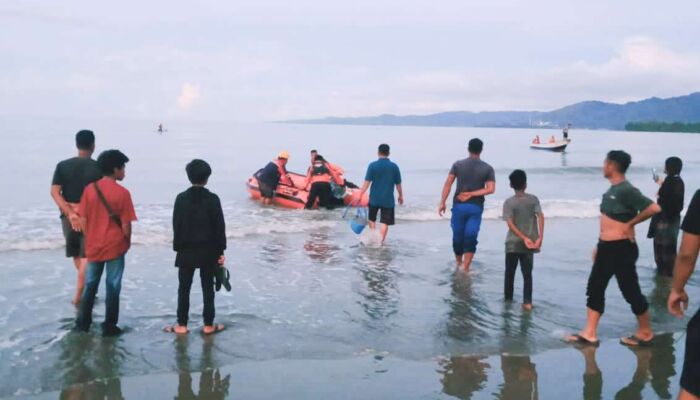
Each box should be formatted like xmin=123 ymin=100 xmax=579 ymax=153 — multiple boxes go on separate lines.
xmin=509 ymin=169 xmax=527 ymax=190
xmin=665 ymin=156 xmax=682 ymax=175
xmin=97 ymin=149 xmax=129 ymax=175
xmin=75 ymin=130 xmax=95 ymax=150
xmin=468 ymin=138 xmax=483 ymax=154
xmin=310 ymin=149 xmax=318 ymax=154
xmin=186 ymin=159 xmax=212 ymax=185
xmin=378 ymin=143 xmax=390 ymax=156
xmin=314 ymin=155 xmax=325 ymax=162
xmin=606 ymin=150 xmax=631 ymax=173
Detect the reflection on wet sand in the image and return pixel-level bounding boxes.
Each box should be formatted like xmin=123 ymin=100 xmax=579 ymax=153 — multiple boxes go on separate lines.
xmin=303 ymin=229 xmax=340 ymax=264
xmin=58 ymin=334 xmax=125 ymax=399
xmin=446 ymin=272 xmax=491 ymax=343
xmin=575 ymin=333 xmax=676 ymax=400
xmin=498 ymin=355 xmax=538 ymax=400
xmin=174 ymin=335 xmax=231 ymax=400
xmin=439 ymin=356 xmax=490 ymax=400
xmin=354 ymin=246 xmax=399 ymax=321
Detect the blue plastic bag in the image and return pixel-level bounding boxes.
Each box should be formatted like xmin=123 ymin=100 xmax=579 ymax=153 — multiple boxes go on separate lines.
xmin=343 ymin=206 xmax=368 ymax=235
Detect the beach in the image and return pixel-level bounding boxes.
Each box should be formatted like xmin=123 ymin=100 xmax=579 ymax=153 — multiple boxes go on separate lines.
xmin=0 ymin=120 xmax=698 ymax=398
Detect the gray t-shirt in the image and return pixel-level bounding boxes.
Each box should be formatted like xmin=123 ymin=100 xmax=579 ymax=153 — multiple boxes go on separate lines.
xmin=503 ymin=193 xmax=542 ymax=253
xmin=450 ymin=157 xmax=496 ymax=207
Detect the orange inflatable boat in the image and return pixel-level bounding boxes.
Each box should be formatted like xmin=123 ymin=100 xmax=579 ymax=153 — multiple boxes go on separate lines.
xmin=246 ymin=171 xmax=369 ymax=209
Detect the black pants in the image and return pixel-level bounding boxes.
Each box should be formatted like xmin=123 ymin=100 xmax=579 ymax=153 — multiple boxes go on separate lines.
xmin=305 ymin=182 xmax=334 ymax=209
xmin=586 ymin=240 xmax=648 ymax=315
xmin=177 ymin=266 xmax=215 ymax=326
xmin=505 ymin=253 xmax=534 ymax=304
xmin=652 ymin=216 xmax=680 ymax=277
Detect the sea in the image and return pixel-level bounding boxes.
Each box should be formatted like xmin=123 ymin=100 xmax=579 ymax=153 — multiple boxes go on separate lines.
xmin=0 ymin=118 xmax=698 ymax=399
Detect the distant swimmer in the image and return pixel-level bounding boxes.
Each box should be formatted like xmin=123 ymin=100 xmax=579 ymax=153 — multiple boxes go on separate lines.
xmin=50 ymin=130 xmax=102 ymax=305
xmin=439 ymin=138 xmax=496 ymax=272
xmin=566 ymin=150 xmax=660 ymax=348
xmin=254 ymin=151 xmax=294 ymax=205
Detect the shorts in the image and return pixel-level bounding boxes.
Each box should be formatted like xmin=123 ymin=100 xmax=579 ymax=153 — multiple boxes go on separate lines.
xmin=258 ymin=182 xmax=275 ymax=199
xmin=681 ymin=308 xmax=700 ymax=397
xmin=368 ymin=205 xmax=395 ymax=226
xmin=61 ymin=215 xmax=85 ymax=258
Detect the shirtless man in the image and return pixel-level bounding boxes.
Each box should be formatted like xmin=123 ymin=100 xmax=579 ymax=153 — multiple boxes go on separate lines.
xmin=567 ymin=150 xmax=660 ymax=347
xmin=50 ymin=130 xmax=102 ymax=305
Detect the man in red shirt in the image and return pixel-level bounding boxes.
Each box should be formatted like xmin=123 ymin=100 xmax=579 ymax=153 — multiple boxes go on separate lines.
xmin=75 ymin=150 xmax=137 ymax=336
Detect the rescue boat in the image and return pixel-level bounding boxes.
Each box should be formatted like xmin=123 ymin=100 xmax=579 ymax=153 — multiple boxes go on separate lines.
xmin=246 ymin=171 xmax=369 ymax=209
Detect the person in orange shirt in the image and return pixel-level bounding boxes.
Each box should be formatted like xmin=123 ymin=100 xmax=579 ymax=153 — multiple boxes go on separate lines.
xmin=74 ymin=149 xmax=137 ymax=336
xmin=304 ymin=154 xmax=343 ymax=209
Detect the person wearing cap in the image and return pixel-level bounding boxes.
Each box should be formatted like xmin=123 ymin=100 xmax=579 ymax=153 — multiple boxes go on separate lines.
xmin=255 ymin=151 xmax=294 ymax=205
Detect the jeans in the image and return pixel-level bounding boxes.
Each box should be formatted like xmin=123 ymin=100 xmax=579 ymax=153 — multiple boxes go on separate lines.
xmin=76 ymin=255 xmax=125 ymax=332
xmin=586 ymin=240 xmax=648 ymax=315
xmin=451 ymin=203 xmax=483 ymax=255
xmin=177 ymin=266 xmax=216 ymax=326
xmin=505 ymin=253 xmax=534 ymax=304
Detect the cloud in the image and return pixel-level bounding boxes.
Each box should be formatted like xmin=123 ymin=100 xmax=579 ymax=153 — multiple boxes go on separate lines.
xmin=176 ymin=83 xmax=201 ymax=111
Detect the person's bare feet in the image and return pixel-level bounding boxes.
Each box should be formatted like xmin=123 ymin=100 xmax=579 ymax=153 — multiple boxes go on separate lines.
xmin=203 ymin=324 xmax=225 ymax=335
xmin=565 ymin=332 xmax=599 ymax=345
xmin=522 ymin=303 xmax=533 ymax=311
xmin=164 ymin=325 xmax=189 ymax=334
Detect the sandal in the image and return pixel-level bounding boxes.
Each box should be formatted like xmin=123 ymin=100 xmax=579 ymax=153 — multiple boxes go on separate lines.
xmin=203 ymin=324 xmax=225 ymax=335
xmin=163 ymin=325 xmax=189 ymax=334
xmin=565 ymin=334 xmax=600 ymax=347
xmin=620 ymin=335 xmax=654 ymax=347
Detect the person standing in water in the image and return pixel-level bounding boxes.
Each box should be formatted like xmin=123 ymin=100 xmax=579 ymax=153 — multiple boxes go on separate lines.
xmin=502 ymin=170 xmax=544 ymax=311
xmin=50 ymin=130 xmax=102 ymax=305
xmin=255 ymin=151 xmax=294 ymax=205
xmin=566 ymin=150 xmax=660 ymax=347
xmin=304 ymin=155 xmax=343 ymax=210
xmin=668 ymin=189 xmax=700 ymax=400
xmin=439 ymin=138 xmax=496 ymax=271
xmin=166 ymin=159 xmax=226 ymax=335
xmin=357 ymin=144 xmax=403 ymax=244
xmin=563 ymin=123 xmax=570 ymax=140
xmin=648 ymin=156 xmax=684 ymax=277
xmin=74 ymin=150 xmax=137 ymax=336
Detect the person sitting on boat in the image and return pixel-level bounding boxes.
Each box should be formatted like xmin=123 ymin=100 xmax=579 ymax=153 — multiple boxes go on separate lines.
xmin=548 ymin=135 xmax=556 ymax=144
xmin=532 ymin=136 xmax=541 ymax=145
xmin=304 ymin=155 xmax=343 ymax=210
xmin=255 ymin=151 xmax=294 ymax=205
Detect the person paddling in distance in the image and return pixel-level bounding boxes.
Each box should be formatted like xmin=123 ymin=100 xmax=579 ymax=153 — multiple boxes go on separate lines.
xmin=50 ymin=130 xmax=102 ymax=305
xmin=566 ymin=150 xmax=660 ymax=347
xmin=439 ymin=138 xmax=496 ymax=271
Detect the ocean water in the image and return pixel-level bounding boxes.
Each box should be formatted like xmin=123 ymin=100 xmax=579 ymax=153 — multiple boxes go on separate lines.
xmin=0 ymin=119 xmax=699 ymax=398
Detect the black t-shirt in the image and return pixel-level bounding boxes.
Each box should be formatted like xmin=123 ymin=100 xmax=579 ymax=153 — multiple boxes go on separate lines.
xmin=257 ymin=162 xmax=282 ymax=187
xmin=51 ymin=157 xmax=102 ymax=203
xmin=681 ymin=189 xmax=700 ymax=235
xmin=658 ymin=175 xmax=684 ymax=219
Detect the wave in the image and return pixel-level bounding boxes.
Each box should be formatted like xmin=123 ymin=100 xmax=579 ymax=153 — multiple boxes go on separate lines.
xmin=0 ymin=199 xmax=600 ymax=252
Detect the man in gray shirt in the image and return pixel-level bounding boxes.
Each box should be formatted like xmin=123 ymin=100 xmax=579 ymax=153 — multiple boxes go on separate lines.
xmin=439 ymin=138 xmax=496 ymax=271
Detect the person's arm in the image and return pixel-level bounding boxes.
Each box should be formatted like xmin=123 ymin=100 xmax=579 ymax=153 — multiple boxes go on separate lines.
xmin=212 ymin=195 xmax=227 ymax=265
xmin=457 ymin=181 xmax=496 ymax=202
xmin=627 ymin=203 xmax=661 ymax=228
xmin=172 ymin=195 xmax=182 ymax=252
xmin=120 ymin=191 xmax=138 ymax=243
xmin=439 ymin=173 xmax=456 ymax=216
xmin=122 ymin=221 xmax=132 ymax=244
xmin=396 ymin=184 xmax=404 ymax=205
xmin=51 ymin=185 xmax=82 ymax=231
xmin=506 ymin=218 xmax=536 ymax=248
xmin=668 ymin=231 xmax=699 ymax=317
xmin=304 ymin=168 xmax=312 ymax=190
xmin=535 ymin=212 xmax=545 ymax=249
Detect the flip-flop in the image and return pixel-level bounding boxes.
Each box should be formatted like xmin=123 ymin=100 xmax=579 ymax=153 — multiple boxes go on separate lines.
xmin=565 ymin=334 xmax=600 ymax=347
xmin=203 ymin=324 xmax=225 ymax=335
xmin=620 ymin=335 xmax=654 ymax=347
xmin=163 ymin=325 xmax=189 ymax=334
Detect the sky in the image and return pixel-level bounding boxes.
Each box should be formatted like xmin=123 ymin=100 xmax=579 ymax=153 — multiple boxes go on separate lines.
xmin=2 ymin=0 xmax=700 ymax=122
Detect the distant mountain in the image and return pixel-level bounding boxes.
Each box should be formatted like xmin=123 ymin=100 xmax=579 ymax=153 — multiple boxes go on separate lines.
xmin=286 ymin=92 xmax=700 ymax=130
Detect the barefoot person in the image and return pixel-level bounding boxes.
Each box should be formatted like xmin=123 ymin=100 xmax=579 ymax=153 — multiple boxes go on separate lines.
xmin=74 ymin=150 xmax=137 ymax=336
xmin=439 ymin=138 xmax=496 ymax=271
xmin=166 ymin=160 xmax=226 ymax=335
xmin=50 ymin=130 xmax=102 ymax=305
xmin=254 ymin=151 xmax=294 ymax=205
xmin=502 ymin=170 xmax=544 ymax=311
xmin=567 ymin=150 xmax=660 ymax=347
xmin=668 ymin=189 xmax=700 ymax=400
xmin=357 ymin=144 xmax=403 ymax=244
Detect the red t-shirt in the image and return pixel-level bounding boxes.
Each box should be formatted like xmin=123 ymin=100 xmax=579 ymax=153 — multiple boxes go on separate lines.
xmin=79 ymin=177 xmax=138 ymax=262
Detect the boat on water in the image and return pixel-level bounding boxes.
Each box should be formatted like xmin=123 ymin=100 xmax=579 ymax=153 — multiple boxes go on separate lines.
xmin=530 ymin=138 xmax=571 ymax=152
xmin=246 ymin=171 xmax=369 ymax=209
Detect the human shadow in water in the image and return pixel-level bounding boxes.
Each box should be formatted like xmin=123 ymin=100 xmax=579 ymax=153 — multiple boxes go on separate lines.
xmin=353 ymin=246 xmax=399 ymax=322
xmin=439 ymin=355 xmax=490 ymax=400
xmin=497 ymin=310 xmax=538 ymax=400
xmin=446 ymin=271 xmax=491 ymax=344
xmin=173 ymin=335 xmax=231 ymax=400
xmin=58 ymin=334 xmax=125 ymax=399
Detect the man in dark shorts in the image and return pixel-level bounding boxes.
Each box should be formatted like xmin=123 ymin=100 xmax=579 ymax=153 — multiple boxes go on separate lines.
xmin=357 ymin=144 xmax=403 ymax=244
xmin=668 ymin=189 xmax=700 ymax=400
xmin=50 ymin=130 xmax=102 ymax=305
xmin=648 ymin=156 xmax=684 ymax=277
xmin=439 ymin=138 xmax=496 ymax=271
xmin=255 ymin=151 xmax=293 ymax=205
xmin=566 ymin=150 xmax=660 ymax=347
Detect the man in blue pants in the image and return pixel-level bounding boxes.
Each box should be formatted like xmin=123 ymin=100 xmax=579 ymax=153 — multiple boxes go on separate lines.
xmin=439 ymin=138 xmax=496 ymax=271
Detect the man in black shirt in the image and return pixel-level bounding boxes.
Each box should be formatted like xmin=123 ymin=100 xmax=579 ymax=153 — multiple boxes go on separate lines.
xmin=166 ymin=159 xmax=226 ymax=335
xmin=50 ymin=130 xmax=102 ymax=305
xmin=649 ymin=157 xmax=685 ymax=277
xmin=668 ymin=189 xmax=700 ymax=399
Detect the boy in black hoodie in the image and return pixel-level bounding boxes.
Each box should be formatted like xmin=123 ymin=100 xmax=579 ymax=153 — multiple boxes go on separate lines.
xmin=166 ymin=159 xmax=226 ymax=334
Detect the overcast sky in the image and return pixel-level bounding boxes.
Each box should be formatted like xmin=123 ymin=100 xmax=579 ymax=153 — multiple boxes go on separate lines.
xmin=2 ymin=0 xmax=700 ymax=121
